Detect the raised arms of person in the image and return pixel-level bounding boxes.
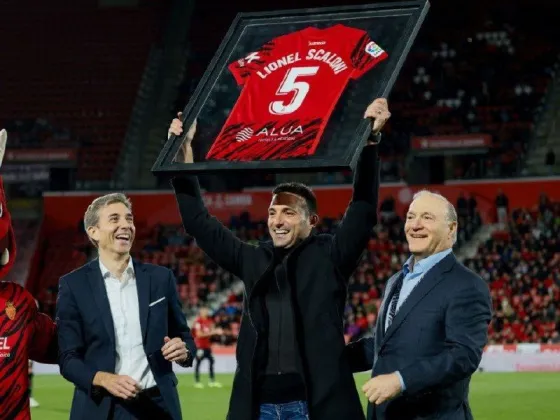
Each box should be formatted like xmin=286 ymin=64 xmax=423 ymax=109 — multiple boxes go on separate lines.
xmin=331 ymin=99 xmax=390 ymax=278
xmin=168 ymin=113 xmax=259 ymax=280
xmin=397 ymin=277 xmax=492 ymax=395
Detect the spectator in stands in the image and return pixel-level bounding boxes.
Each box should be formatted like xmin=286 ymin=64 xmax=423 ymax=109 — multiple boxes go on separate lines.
xmin=456 ymin=193 xmax=468 ymax=218
xmin=466 ymin=198 xmax=560 ymax=345
xmin=538 ymin=192 xmax=551 ymax=215
xmin=56 ymin=193 xmax=196 ymax=420
xmin=467 ymin=193 xmax=478 ymax=219
xmin=379 ymin=195 xmax=396 ymax=222
xmin=495 ymin=189 xmax=509 ymax=228
xmin=347 ymin=190 xmax=492 ymax=420
xmin=168 ymin=98 xmax=390 ymax=420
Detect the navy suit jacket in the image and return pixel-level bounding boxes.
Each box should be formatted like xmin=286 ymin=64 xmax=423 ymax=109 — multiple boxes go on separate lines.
xmin=347 ymin=253 xmax=492 ymax=420
xmin=56 ymin=259 xmax=196 ymax=420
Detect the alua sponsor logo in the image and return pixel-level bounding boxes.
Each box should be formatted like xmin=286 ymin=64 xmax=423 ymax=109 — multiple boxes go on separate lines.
xmin=235 ymin=127 xmax=254 ymax=142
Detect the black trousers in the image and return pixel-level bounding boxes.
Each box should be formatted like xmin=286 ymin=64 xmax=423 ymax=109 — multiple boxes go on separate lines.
xmin=194 ymin=348 xmax=215 ymax=381
xmin=109 ymin=387 xmax=172 ymax=420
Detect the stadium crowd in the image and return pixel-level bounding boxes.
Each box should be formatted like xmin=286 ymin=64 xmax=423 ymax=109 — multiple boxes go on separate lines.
xmin=126 ymin=192 xmax=559 ymax=348
xmin=3 ymin=7 xmax=557 ymax=187
xmin=179 ymin=5 xmax=558 ymax=184
xmin=193 ymin=197 xmax=557 ymax=348
xmin=129 ymin=194 xmax=482 ymax=345
xmin=464 ymin=194 xmax=560 ymax=345
xmin=30 ymin=188 xmax=558 ymax=349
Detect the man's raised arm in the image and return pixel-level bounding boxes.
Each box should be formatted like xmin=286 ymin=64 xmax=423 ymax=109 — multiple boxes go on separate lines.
xmin=331 ymin=98 xmax=390 ymax=278
xmin=169 ymin=113 xmax=257 ymax=279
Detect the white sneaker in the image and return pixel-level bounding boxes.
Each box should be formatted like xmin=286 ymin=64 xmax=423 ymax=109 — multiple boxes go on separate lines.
xmin=208 ymin=381 xmax=223 ymax=388
xmin=194 ymin=382 xmax=204 ymax=389
xmin=30 ymin=397 xmax=39 ymax=408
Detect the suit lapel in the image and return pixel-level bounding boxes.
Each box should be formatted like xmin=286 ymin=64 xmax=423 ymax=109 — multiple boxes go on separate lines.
xmin=380 ymin=253 xmax=456 ymax=348
xmin=135 ymin=261 xmax=151 ymax=343
xmin=87 ymin=260 xmax=116 ymax=344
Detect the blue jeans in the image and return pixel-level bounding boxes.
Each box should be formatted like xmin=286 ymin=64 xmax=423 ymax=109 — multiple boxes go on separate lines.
xmin=259 ymin=401 xmax=309 ymax=420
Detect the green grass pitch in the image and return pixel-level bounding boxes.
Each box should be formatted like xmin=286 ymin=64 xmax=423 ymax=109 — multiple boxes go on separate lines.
xmin=30 ymin=372 xmax=559 ymax=419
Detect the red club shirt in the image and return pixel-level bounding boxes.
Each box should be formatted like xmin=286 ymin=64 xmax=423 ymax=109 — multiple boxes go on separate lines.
xmin=193 ymin=317 xmax=214 ymax=350
xmin=206 ymin=24 xmax=388 ymax=161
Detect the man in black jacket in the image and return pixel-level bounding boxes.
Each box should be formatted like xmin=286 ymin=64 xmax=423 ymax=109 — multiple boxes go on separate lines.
xmin=168 ymin=98 xmax=390 ymax=420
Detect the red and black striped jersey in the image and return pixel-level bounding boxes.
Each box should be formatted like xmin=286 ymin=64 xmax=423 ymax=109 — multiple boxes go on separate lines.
xmin=0 ymin=282 xmax=57 ymax=420
xmin=206 ymin=24 xmax=388 ymax=162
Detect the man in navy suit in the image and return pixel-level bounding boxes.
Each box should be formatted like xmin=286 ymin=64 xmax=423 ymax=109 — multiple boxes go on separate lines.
xmin=347 ymin=190 xmax=492 ymax=420
xmin=56 ymin=193 xmax=196 ymax=420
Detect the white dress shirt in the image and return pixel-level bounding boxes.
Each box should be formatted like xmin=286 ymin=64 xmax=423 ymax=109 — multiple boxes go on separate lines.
xmin=100 ymin=258 xmax=157 ymax=390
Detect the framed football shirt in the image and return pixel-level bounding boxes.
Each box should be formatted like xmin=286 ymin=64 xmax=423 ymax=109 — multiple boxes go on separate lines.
xmin=152 ymin=1 xmax=430 ymax=176
xmin=206 ymin=24 xmax=388 ymax=161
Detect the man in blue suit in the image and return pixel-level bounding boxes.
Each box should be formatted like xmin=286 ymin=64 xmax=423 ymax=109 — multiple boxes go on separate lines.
xmin=56 ymin=193 xmax=196 ymax=420
xmin=347 ymin=190 xmax=492 ymax=420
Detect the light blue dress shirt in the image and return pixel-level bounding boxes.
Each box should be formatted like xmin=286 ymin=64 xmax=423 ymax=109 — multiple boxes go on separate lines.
xmin=385 ymin=248 xmax=453 ymax=392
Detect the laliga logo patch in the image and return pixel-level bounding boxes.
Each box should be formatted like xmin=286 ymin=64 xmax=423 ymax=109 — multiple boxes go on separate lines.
xmin=235 ymin=127 xmax=254 ymax=142
xmin=365 ymin=41 xmax=384 ymax=58
xmin=5 ymin=301 xmax=16 ymax=320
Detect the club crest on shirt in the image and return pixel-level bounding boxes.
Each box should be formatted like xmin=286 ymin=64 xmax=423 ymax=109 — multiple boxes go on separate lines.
xmin=5 ymin=301 xmax=16 ymax=320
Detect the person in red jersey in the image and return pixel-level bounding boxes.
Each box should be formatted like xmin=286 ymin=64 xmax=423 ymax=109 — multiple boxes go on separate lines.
xmin=192 ymin=306 xmax=223 ymax=388
xmin=0 ymin=129 xmax=58 ymax=420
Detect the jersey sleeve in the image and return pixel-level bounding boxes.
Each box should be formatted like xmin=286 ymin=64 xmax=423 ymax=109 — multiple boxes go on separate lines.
xmin=348 ymin=29 xmax=388 ymax=80
xmin=29 ymin=311 xmax=58 ymax=364
xmin=228 ymin=39 xmax=278 ymax=86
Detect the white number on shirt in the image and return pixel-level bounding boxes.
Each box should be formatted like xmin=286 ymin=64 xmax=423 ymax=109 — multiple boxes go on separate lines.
xmin=269 ymin=66 xmax=320 ymax=115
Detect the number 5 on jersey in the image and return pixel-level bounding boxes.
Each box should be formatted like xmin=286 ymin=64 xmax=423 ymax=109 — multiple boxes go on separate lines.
xmin=269 ymin=66 xmax=320 ymax=115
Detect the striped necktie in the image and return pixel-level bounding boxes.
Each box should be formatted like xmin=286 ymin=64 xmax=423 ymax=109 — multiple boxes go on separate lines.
xmin=386 ymin=276 xmax=403 ymax=328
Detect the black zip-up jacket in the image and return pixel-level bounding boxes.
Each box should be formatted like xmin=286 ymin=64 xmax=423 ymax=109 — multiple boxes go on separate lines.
xmin=171 ymin=144 xmax=380 ymax=420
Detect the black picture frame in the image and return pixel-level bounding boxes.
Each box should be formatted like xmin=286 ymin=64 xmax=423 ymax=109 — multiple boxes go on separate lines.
xmin=152 ymin=0 xmax=430 ymax=176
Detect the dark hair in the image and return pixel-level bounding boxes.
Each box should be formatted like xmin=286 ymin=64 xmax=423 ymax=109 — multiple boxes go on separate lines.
xmin=272 ymin=182 xmax=318 ymax=215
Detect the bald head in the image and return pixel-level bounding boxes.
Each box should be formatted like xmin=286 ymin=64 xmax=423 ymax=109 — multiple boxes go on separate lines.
xmin=405 ymin=190 xmax=458 ymax=260
xmin=412 ymin=190 xmax=458 ymax=232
